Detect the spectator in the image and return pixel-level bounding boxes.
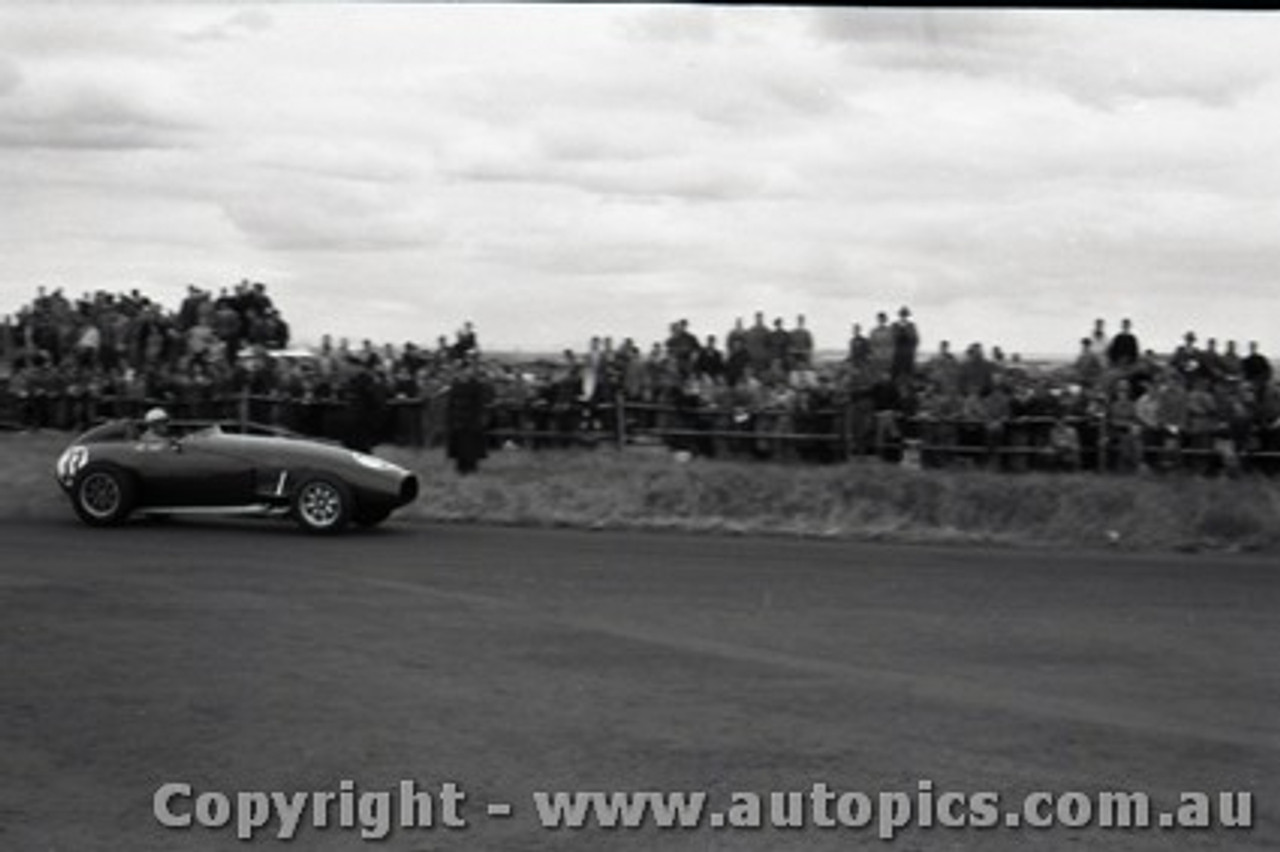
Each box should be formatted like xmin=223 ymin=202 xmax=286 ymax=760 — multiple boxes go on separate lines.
xmin=1074 ymin=337 xmax=1104 ymax=388
xmin=1157 ymin=373 xmax=1189 ymax=433
xmin=915 ymin=382 xmax=961 ymax=467
xmin=989 ymin=345 xmax=1008 ymax=378
xmin=869 ymin=374 xmax=902 ymax=458
xmin=1200 ymin=338 xmax=1224 ymax=381
xmin=643 ymin=343 xmax=666 ymax=404
xmin=212 ymin=297 xmax=243 ymax=363
xmin=1146 ymin=373 xmax=1189 ymax=470
xmin=0 ymin=314 xmax=13 ymax=364
xmin=452 ymin=321 xmax=478 ymax=359
xmin=1106 ymin=378 xmax=1142 ymax=472
xmin=620 ymin=339 xmax=646 ymax=403
xmin=695 ymin=334 xmax=725 ymax=381
xmin=177 ymin=285 xmax=204 ymax=330
xmin=1184 ymin=376 xmax=1219 ymax=471
xmin=743 ymin=311 xmax=770 ymax=372
xmin=890 ymin=306 xmax=919 ymax=384
xmin=1047 ymin=417 xmax=1082 ymax=471
xmin=847 ymin=323 xmax=870 ymax=367
xmin=957 ymin=343 xmax=994 ymax=397
xmin=445 ymin=356 xmax=492 ymax=474
xmin=581 ymin=336 xmax=603 ymax=405
xmin=725 ymin=317 xmax=746 ymax=357
xmin=1170 ymin=331 xmax=1202 ymax=380
xmin=73 ymin=320 xmax=101 ymax=369
xmin=788 ymin=314 xmax=814 ymax=368
xmin=724 ymin=335 xmax=750 ymax=389
xmin=867 ymin=312 xmax=893 ymax=379
xmin=1106 ymin=318 xmax=1140 ymax=369
xmin=767 ymin=317 xmax=791 ymax=371
xmin=1220 ymin=340 xmax=1242 ymax=379
xmin=1089 ymin=318 xmax=1108 ymax=357
xmin=980 ymin=383 xmax=1011 ymax=468
xmin=665 ymin=319 xmax=700 ymax=376
xmin=433 ymin=334 xmax=452 ymax=364
xmin=1242 ymin=341 xmax=1272 ymax=390
xmin=598 ymin=337 xmax=622 ymax=409
xmin=925 ymin=340 xmax=959 ymax=395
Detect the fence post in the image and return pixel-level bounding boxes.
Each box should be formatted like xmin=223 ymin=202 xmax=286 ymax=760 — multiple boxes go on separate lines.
xmin=841 ymin=402 xmax=852 ymax=460
xmin=615 ymin=392 xmax=627 ymax=449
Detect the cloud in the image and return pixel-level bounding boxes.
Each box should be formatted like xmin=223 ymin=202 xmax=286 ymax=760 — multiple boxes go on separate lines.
xmin=811 ymin=9 xmax=1275 ymax=111
xmin=810 ymin=8 xmax=1046 ymax=69
xmin=0 ymin=10 xmax=205 ymax=153
xmin=219 ymin=175 xmax=444 ymax=253
xmin=246 ymin=137 xmax=423 ymax=187
xmin=621 ymin=7 xmax=719 ymax=46
xmin=181 ymin=9 xmax=273 ymax=43
xmin=0 ymin=6 xmax=180 ymax=60
xmin=0 ymin=83 xmax=197 ymax=150
xmin=2 ymin=5 xmax=1280 ymax=357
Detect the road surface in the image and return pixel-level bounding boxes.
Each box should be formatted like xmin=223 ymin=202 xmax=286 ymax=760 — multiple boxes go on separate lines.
xmin=2 ymin=517 xmax=1276 ymax=850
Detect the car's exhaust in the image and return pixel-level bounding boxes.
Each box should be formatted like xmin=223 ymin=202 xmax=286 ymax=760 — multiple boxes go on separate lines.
xmin=400 ymin=475 xmax=420 ymax=505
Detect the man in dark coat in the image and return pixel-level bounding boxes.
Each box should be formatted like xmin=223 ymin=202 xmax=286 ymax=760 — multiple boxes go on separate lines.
xmin=1242 ymin=341 xmax=1273 ymax=391
xmin=446 ymin=357 xmax=492 ymax=474
xmin=342 ymin=358 xmax=387 ymax=453
xmin=890 ymin=306 xmax=919 ymax=384
xmin=1107 ymin=318 xmax=1140 ymax=369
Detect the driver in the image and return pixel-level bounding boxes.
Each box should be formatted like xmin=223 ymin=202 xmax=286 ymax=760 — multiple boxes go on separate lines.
xmin=141 ymin=407 xmax=172 ymax=443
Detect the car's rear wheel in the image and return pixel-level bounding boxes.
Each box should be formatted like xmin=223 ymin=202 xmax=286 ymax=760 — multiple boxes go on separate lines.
xmin=293 ymin=476 xmax=351 ymax=534
xmin=72 ymin=465 xmax=135 ymax=527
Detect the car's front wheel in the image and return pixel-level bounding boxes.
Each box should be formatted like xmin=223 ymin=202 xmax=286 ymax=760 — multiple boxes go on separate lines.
xmin=292 ymin=476 xmax=351 ymax=534
xmin=72 ymin=465 xmax=135 ymax=527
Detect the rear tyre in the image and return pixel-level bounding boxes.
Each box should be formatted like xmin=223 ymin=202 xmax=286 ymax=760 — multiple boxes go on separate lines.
xmin=72 ymin=465 xmax=135 ymax=527
xmin=292 ymin=476 xmax=351 ymax=534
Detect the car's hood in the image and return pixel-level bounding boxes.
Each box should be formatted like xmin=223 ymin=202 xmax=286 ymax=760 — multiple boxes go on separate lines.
xmin=186 ymin=432 xmax=410 ymax=476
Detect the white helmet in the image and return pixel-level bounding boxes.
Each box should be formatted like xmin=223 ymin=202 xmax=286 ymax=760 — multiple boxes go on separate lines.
xmin=144 ymin=407 xmax=170 ymax=425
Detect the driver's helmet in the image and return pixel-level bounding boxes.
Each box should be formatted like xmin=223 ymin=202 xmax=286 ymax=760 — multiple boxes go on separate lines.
xmin=143 ymin=407 xmax=171 ymax=428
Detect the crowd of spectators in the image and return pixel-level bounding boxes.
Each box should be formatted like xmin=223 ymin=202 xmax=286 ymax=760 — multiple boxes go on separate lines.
xmin=3 ymin=282 xmax=288 ymax=431
xmin=0 ymin=283 xmax=482 ymax=449
xmin=480 ymin=311 xmax=1280 ymax=474
xmin=910 ymin=318 xmax=1280 ymax=474
xmin=2 ymin=284 xmax=1278 ymax=474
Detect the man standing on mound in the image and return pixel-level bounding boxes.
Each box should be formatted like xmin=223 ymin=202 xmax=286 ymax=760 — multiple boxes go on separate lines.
xmin=446 ymin=356 xmax=493 ymax=475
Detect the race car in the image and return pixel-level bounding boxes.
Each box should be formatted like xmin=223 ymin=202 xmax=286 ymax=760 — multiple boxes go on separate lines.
xmin=53 ymin=411 xmax=419 ymax=533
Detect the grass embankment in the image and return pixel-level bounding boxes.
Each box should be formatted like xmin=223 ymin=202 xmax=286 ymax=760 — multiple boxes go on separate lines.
xmin=7 ymin=431 xmax=1278 ymax=552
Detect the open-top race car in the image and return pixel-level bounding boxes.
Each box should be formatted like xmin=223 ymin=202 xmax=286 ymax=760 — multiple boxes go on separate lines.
xmin=54 ymin=411 xmax=419 ymax=533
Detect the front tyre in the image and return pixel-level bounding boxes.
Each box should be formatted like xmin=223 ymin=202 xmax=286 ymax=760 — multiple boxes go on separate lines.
xmin=72 ymin=465 xmax=135 ymax=527
xmin=292 ymin=476 xmax=351 ymax=534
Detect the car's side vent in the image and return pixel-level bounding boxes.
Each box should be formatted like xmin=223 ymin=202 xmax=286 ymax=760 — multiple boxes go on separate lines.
xmin=253 ymin=468 xmax=290 ymax=499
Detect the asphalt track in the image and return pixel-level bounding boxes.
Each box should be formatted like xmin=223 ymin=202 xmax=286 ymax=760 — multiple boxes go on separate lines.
xmin=1 ymin=515 xmax=1276 ymax=851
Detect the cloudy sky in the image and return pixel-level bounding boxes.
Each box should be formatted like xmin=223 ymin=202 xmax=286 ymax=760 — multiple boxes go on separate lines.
xmin=1 ymin=4 xmax=1278 ymax=358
